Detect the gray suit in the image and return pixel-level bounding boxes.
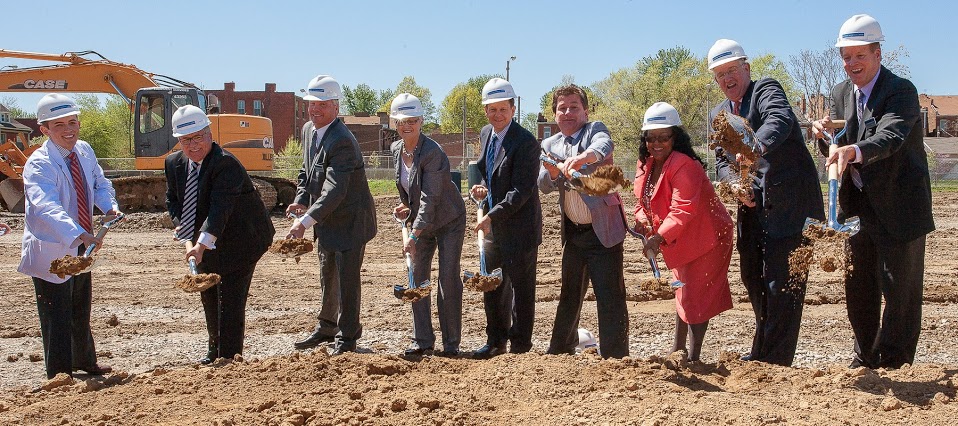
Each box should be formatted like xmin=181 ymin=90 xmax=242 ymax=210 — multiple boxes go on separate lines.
xmin=392 ymin=134 xmax=466 ymax=353
xmin=296 ymin=118 xmax=377 ymax=350
xmin=538 ymin=121 xmax=630 ymax=358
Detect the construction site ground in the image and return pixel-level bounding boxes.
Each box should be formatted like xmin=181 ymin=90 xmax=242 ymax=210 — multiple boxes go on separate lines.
xmin=1 ymin=190 xmax=958 ymax=425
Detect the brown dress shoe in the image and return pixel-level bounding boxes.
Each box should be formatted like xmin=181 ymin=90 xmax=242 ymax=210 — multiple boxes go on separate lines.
xmin=76 ymin=364 xmax=112 ymax=375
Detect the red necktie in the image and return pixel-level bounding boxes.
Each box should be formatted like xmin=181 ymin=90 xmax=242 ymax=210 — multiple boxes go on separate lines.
xmin=733 ymin=101 xmax=741 ymax=116
xmin=67 ymin=152 xmax=92 ymax=233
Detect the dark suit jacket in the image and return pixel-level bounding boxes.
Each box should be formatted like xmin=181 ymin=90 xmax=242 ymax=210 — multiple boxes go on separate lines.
xmin=477 ymin=121 xmax=542 ymax=254
xmin=712 ymin=78 xmax=824 ymax=239
xmin=165 ymin=143 xmax=275 ymax=274
xmin=821 ymin=66 xmax=934 ymax=241
xmin=391 ymin=134 xmax=466 ymax=234
xmin=295 ymin=118 xmax=377 ymax=251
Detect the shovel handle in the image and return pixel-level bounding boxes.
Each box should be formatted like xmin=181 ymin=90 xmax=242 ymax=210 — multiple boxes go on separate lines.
xmin=188 ymin=256 xmax=199 ymax=275
xmin=823 ymin=120 xmax=846 ymax=129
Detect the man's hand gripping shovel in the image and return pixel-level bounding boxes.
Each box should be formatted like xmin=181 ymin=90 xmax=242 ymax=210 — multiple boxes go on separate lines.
xmin=803 ymin=120 xmax=861 ymax=236
xmin=49 ymin=213 xmax=126 ymax=279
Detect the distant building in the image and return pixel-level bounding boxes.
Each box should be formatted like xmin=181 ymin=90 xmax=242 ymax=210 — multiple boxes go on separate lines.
xmin=920 ymin=94 xmax=958 ymax=138
xmin=535 ymin=113 xmax=559 ymax=142
xmin=0 ymin=104 xmax=36 ymax=149
xmin=206 ymin=82 xmax=308 ymax=153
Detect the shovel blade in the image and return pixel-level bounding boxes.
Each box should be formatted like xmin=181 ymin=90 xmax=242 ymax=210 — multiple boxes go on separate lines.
xmin=393 ymin=284 xmax=408 ymax=299
xmin=670 ymin=280 xmax=685 ymax=289
xmin=487 ymin=268 xmax=503 ymax=279
xmin=803 ymin=217 xmax=826 ymax=231
xmin=462 ymin=270 xmax=476 ymax=282
xmin=838 ymin=216 xmax=861 ymax=236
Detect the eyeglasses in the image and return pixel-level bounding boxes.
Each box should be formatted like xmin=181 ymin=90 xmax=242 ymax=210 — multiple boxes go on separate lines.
xmin=179 ymin=132 xmax=208 ymax=146
xmin=714 ymin=64 xmax=742 ymax=80
xmin=645 ymin=133 xmax=673 ymax=144
xmin=397 ymin=118 xmax=420 ymax=127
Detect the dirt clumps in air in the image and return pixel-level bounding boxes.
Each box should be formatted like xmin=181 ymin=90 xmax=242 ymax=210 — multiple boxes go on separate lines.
xmin=268 ymin=238 xmax=314 ymax=263
xmin=578 ymin=164 xmax=631 ymax=196
xmin=49 ymin=256 xmax=94 ymax=279
xmin=789 ymin=223 xmax=851 ymax=277
xmin=710 ymin=111 xmax=758 ymax=204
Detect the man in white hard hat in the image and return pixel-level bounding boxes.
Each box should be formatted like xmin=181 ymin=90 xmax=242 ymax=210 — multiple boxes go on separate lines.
xmin=469 ymin=77 xmax=542 ymax=359
xmin=812 ymin=14 xmax=934 ymax=369
xmin=164 ymin=105 xmax=275 ymax=364
xmin=18 ymin=93 xmax=121 ymax=380
xmin=538 ymin=84 xmax=630 ymax=359
xmin=708 ymin=39 xmax=824 ymax=366
xmin=287 ymin=74 xmax=377 ymax=355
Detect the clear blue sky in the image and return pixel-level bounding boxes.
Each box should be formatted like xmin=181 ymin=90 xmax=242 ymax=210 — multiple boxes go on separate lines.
xmin=2 ymin=0 xmax=954 ymax=117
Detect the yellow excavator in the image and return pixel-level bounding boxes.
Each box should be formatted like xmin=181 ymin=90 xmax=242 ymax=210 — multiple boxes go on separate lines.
xmin=0 ymin=49 xmax=295 ymax=212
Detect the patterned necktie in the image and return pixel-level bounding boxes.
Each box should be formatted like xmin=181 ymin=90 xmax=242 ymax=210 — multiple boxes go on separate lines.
xmin=485 ymin=134 xmax=499 ymax=207
xmin=732 ymin=101 xmax=741 ymax=116
xmin=308 ymin=129 xmax=318 ymax=166
xmin=67 ymin=152 xmax=92 ymax=233
xmin=176 ymin=162 xmax=199 ymax=241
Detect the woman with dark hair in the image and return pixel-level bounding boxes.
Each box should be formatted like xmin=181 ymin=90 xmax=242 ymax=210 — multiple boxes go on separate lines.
xmin=633 ymin=102 xmax=734 ymax=362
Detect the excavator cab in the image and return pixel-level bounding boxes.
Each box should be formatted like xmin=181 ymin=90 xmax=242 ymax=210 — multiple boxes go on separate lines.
xmin=133 ymin=87 xmax=204 ymax=170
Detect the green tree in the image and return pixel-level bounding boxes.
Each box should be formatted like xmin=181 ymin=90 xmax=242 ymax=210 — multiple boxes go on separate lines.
xmin=0 ymin=96 xmax=35 ymax=118
xmin=342 ymin=83 xmax=390 ymax=115
xmin=378 ymin=76 xmax=438 ymax=124
xmin=520 ymin=112 xmax=539 ymax=135
xmin=439 ymin=74 xmax=500 ymax=133
xmin=75 ymin=94 xmax=133 ymax=158
xmin=749 ymin=53 xmax=798 ymax=102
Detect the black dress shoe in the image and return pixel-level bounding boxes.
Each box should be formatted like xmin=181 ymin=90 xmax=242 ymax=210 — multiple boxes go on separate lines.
xmin=435 ymin=349 xmax=460 ymax=357
xmin=75 ymin=364 xmax=112 ymax=375
xmin=331 ymin=344 xmax=357 ymax=356
xmin=473 ymin=343 xmax=507 ymax=359
xmin=740 ymin=354 xmax=754 ymax=361
xmin=294 ymin=332 xmax=336 ymax=350
xmin=198 ymin=357 xmax=214 ymax=365
xmin=510 ymin=344 xmax=532 ymax=354
xmin=403 ymin=346 xmax=434 ymax=356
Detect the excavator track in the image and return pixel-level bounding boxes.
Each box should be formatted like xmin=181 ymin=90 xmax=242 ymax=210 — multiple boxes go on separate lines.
xmin=110 ymin=175 xmax=295 ymax=212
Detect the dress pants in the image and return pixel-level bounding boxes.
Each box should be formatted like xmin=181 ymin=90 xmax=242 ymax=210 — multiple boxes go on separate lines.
xmin=845 ymin=194 xmax=926 ymax=369
xmin=482 ymin=234 xmax=538 ymax=351
xmin=199 ymin=257 xmax=259 ymax=360
xmin=325 ymin=245 xmax=366 ymax=349
xmin=738 ymin=208 xmax=807 ymax=366
xmin=410 ymin=216 xmax=465 ymax=352
xmin=311 ymin=248 xmax=341 ymax=339
xmin=33 ymin=272 xmax=98 ymax=379
xmin=548 ymin=220 xmax=630 ymax=358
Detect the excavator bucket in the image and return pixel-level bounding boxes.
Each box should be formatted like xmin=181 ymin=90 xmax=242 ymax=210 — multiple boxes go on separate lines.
xmin=0 ymin=177 xmax=24 ymax=213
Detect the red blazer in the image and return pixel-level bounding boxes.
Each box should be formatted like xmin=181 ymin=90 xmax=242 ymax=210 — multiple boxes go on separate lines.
xmin=633 ymin=151 xmax=733 ymax=268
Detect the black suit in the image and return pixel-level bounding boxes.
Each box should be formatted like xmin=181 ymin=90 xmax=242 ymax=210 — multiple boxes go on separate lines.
xmin=712 ymin=78 xmax=824 ymax=366
xmin=476 ymin=121 xmax=542 ymax=350
xmin=295 ymin=118 xmax=377 ymax=351
xmin=822 ymin=66 xmax=934 ymax=368
xmin=165 ymin=143 xmax=274 ymax=360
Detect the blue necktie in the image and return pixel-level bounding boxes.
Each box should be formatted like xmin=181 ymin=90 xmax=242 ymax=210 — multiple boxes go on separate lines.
xmin=485 ymin=134 xmax=499 ymax=207
xmin=176 ymin=162 xmax=199 ymax=241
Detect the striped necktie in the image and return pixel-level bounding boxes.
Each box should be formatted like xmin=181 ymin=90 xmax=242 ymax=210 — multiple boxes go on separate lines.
xmin=485 ymin=134 xmax=499 ymax=207
xmin=67 ymin=152 xmax=92 ymax=233
xmin=176 ymin=162 xmax=200 ymax=241
xmin=856 ymin=89 xmax=866 ymax=127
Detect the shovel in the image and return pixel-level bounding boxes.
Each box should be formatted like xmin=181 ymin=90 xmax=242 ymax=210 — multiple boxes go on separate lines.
xmin=540 ymin=152 xmax=629 ymax=196
xmin=462 ymin=193 xmax=503 ymax=291
xmin=802 ymin=120 xmax=860 ymax=236
xmin=174 ymin=241 xmax=222 ymax=292
xmin=617 ymin=205 xmax=666 ymax=282
xmin=392 ymin=211 xmax=431 ymax=301
xmin=49 ymin=213 xmax=125 ymax=278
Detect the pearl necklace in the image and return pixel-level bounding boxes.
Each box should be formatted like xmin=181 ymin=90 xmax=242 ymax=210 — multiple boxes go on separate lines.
xmin=402 ymin=145 xmax=414 ymax=158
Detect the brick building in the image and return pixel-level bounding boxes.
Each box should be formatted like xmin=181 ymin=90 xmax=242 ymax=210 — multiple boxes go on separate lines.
xmin=206 ymin=82 xmax=308 ymax=153
xmin=920 ymin=94 xmax=958 ymax=138
xmin=535 ymin=113 xmax=560 ymax=142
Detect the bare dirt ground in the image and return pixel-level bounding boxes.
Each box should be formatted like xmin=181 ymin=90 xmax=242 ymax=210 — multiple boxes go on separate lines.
xmin=1 ymin=190 xmax=958 ymax=425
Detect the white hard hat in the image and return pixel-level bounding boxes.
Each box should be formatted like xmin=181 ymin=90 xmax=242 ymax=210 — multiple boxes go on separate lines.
xmin=642 ymin=102 xmax=682 ymax=130
xmin=36 ymin=93 xmax=80 ymax=123
xmin=576 ymin=328 xmax=598 ymax=352
xmin=171 ymin=105 xmax=211 ymax=137
xmin=835 ymin=14 xmax=885 ymax=47
xmin=481 ymin=78 xmax=516 ymax=105
xmin=390 ymin=93 xmax=424 ymax=119
xmin=707 ymin=39 xmax=748 ymax=70
xmin=303 ymin=75 xmax=341 ymax=101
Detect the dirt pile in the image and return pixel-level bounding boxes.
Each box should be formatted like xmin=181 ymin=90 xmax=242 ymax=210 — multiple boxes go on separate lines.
xmin=789 ymin=223 xmax=851 ymax=278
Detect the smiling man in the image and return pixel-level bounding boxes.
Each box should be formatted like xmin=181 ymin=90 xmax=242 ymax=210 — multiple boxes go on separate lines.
xmin=164 ymin=105 xmax=274 ymax=364
xmin=468 ymin=78 xmax=541 ymax=359
xmin=812 ymin=14 xmax=934 ymax=369
xmin=708 ymin=39 xmax=824 ymax=366
xmin=19 ymin=93 xmax=121 ymax=380
xmin=537 ymin=84 xmax=630 ymax=358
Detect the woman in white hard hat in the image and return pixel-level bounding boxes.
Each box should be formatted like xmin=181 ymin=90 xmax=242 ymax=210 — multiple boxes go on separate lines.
xmin=390 ymin=93 xmax=467 ymax=357
xmin=632 ymin=102 xmax=734 ymax=362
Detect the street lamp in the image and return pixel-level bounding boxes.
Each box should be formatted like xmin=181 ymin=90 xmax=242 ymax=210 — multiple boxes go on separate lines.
xmin=505 ymin=56 xmax=516 ymax=81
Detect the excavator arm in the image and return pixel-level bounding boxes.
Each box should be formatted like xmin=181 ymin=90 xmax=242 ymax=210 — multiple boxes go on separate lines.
xmin=0 ymin=49 xmax=192 ymax=103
